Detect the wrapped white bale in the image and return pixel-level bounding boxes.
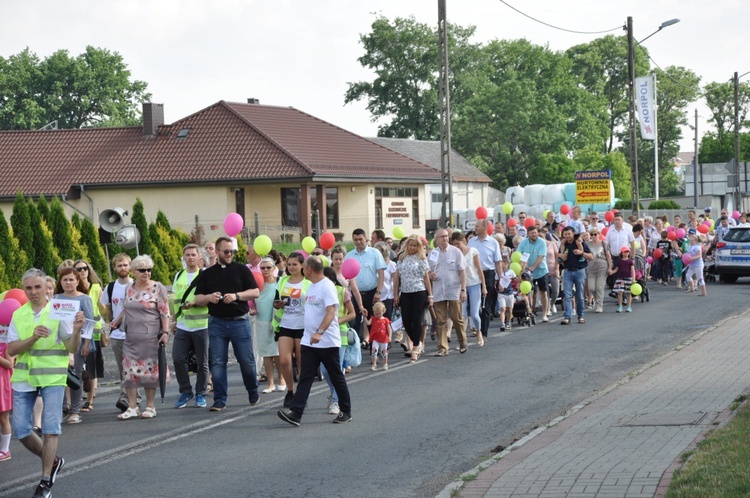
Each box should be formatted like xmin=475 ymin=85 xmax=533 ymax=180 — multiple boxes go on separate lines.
xmin=529 ymin=204 xmax=552 ymax=222
xmin=542 ymin=184 xmax=565 ymax=205
xmin=563 ymin=183 xmax=577 ymax=202
xmin=524 ymin=184 xmax=545 ymax=206
xmin=505 ymin=186 xmax=525 ymax=205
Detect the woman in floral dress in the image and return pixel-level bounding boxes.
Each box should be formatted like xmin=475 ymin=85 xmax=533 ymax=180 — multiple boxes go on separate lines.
xmin=111 ymin=255 xmax=170 ymax=420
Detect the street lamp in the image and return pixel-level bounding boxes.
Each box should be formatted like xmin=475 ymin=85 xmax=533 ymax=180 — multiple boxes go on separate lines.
xmin=627 ymin=16 xmax=680 ymax=215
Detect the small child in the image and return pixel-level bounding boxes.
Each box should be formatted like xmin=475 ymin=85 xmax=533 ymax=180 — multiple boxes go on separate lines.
xmin=0 ymin=324 xmax=14 ymax=462
xmin=655 ymin=231 xmax=674 ymax=285
xmin=497 ymin=265 xmax=517 ymax=332
xmin=365 ymin=302 xmax=392 ymax=371
xmin=609 ymin=247 xmax=635 ymax=312
xmin=685 ymin=234 xmax=707 ymax=296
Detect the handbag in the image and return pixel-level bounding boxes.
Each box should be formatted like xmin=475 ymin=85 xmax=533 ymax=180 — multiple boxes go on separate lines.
xmin=346 ymin=328 xmax=358 ymax=346
xmin=67 ymin=366 xmax=82 ymax=390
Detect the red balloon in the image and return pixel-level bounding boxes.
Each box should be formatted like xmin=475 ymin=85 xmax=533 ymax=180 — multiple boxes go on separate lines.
xmin=5 ymin=288 xmax=28 ymax=305
xmin=524 ymin=217 xmax=535 ymax=229
xmin=507 ymin=218 xmax=517 ymax=227
xmin=0 ymin=298 xmax=22 ymax=325
xmin=475 ymin=206 xmax=488 ymax=220
xmin=319 ymin=232 xmax=336 ymax=250
xmin=653 ymin=248 xmax=663 ymax=259
xmin=601 ymin=227 xmax=609 ymax=236
xmin=252 ymin=271 xmax=264 ymax=292
xmin=559 ymin=204 xmax=570 ymax=215
xmin=604 ymin=211 xmax=615 ymax=223
xmin=487 ymin=222 xmax=494 ymax=234
xmin=697 ymin=224 xmax=709 ymax=234
xmin=667 ymin=231 xmax=677 ymax=241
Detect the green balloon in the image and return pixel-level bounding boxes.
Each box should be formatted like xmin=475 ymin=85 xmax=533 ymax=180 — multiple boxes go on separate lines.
xmin=302 ymin=236 xmax=317 ymax=253
xmin=393 ymin=226 xmax=405 ymax=239
xmin=630 ymin=283 xmax=642 ymax=296
xmin=253 ymin=235 xmax=272 ymax=256
xmin=520 ymin=280 xmax=532 ymax=295
xmin=511 ymin=251 xmax=522 ymax=263
xmin=502 ymin=201 xmax=513 ymax=215
xmin=509 ymin=262 xmax=522 ymax=276
xmin=320 ymin=255 xmax=330 ymax=267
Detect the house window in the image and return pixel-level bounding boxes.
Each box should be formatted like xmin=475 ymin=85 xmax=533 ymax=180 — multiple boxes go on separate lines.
xmin=281 ymin=186 xmax=339 ymax=229
xmin=281 ymin=188 xmax=300 ymax=227
xmin=431 ymin=193 xmax=442 ymax=203
xmin=325 ymin=187 xmax=339 ymax=229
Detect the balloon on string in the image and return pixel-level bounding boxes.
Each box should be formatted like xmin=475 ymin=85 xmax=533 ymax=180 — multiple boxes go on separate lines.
xmin=519 ymin=281 xmax=532 ymax=295
xmin=599 ymin=235 xmax=606 ymax=241
xmin=559 ymin=204 xmax=570 ymax=215
xmin=666 ymin=226 xmax=675 ymax=233
xmin=543 ymin=209 xmax=550 ymax=219
xmin=511 ymin=251 xmax=522 ymax=263
xmin=646 ymin=256 xmax=654 ymax=264
xmin=604 ymin=211 xmax=615 ymax=223
xmin=429 ymin=238 xmax=435 ymax=249
xmin=682 ymin=254 xmax=692 ymax=265
xmin=302 ymin=236 xmax=317 ymax=254
xmin=475 ymin=206 xmax=488 ymax=220
xmin=509 ymin=262 xmax=522 ymax=276
xmin=506 ymin=218 xmax=517 ymax=228
xmin=252 ymin=271 xmax=264 ymax=292
xmin=667 ymin=231 xmax=677 ymax=241
xmin=653 ymin=248 xmax=663 ymax=259
xmin=523 ymin=217 xmax=535 ymax=229
xmin=5 ymin=288 xmax=27 ymax=305
xmin=341 ymin=258 xmax=360 ymax=280
xmin=676 ymin=228 xmax=686 ymax=239
xmin=319 ymin=232 xmax=336 ymax=250
xmin=733 ymin=210 xmax=741 ymax=220
xmin=487 ymin=222 xmax=494 ymax=234
xmin=0 ymin=290 xmax=7 ymax=301
xmin=697 ymin=224 xmax=709 ymax=234
xmin=502 ymin=202 xmax=513 ymax=215
xmin=253 ymin=235 xmax=273 ymax=256
xmin=0 ymin=298 xmax=21 ymax=325
xmin=665 ymin=222 xmax=671 ymax=228
xmin=223 ymin=213 xmax=244 ymax=237
xmin=320 ymin=255 xmax=330 ymax=267
xmin=392 ymin=226 xmax=405 ymax=239
xmin=601 ymin=227 xmax=609 ymax=236
xmin=630 ymin=283 xmax=643 ymax=296
xmin=507 ymin=267 xmax=517 ymax=277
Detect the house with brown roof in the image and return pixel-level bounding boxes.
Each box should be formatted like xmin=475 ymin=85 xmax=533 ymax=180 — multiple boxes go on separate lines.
xmin=0 ymin=100 xmax=441 ymax=242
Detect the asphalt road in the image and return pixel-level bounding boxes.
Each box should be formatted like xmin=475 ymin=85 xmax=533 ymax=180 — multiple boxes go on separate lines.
xmin=2 ymin=279 xmax=749 ymax=498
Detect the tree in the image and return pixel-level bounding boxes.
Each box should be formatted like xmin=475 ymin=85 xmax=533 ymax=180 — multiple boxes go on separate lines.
xmin=572 ymin=147 xmax=631 ymax=201
xmin=10 ymin=192 xmax=34 ymax=264
xmin=344 ymin=15 xmax=479 ymax=139
xmin=0 ymin=46 xmax=151 ymax=130
xmin=80 ymin=217 xmax=108 ymax=278
xmin=147 ymin=223 xmax=170 ymax=284
xmin=131 ymin=198 xmax=152 ymax=256
xmin=0 ymin=209 xmax=12 ymax=284
xmin=48 ymin=197 xmax=73 ymax=260
xmin=699 ymin=132 xmax=750 ymax=164
xmin=37 ymin=195 xmax=50 ymax=222
xmin=703 ymin=80 xmax=750 ymax=141
xmin=69 ymin=223 xmax=90 ymax=263
xmin=27 ymin=199 xmax=56 ymax=275
xmin=5 ymin=237 xmax=30 ymax=287
xmin=71 ymin=212 xmax=82 ymax=231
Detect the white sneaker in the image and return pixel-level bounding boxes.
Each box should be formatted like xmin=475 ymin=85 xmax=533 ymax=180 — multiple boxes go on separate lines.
xmin=328 ymin=401 xmax=340 ymax=415
xmin=552 ymin=305 xmax=557 ymax=314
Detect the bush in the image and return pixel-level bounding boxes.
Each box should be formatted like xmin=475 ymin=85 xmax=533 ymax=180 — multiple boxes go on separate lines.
xmin=613 ymin=200 xmax=644 ymax=211
xmin=648 ymin=199 xmax=681 ymax=210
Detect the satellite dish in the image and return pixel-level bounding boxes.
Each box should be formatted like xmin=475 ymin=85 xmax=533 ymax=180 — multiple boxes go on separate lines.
xmin=115 ymin=225 xmax=140 ymax=250
xmin=99 ymin=207 xmax=128 ymax=233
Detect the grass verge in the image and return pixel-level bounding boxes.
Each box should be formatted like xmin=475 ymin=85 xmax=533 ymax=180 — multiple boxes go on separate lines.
xmin=666 ymin=400 xmax=750 ymax=497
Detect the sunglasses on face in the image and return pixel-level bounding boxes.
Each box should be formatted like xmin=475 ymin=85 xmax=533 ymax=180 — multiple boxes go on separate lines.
xmin=260 ymin=266 xmax=274 ymax=270
xmin=220 ymin=250 xmax=236 ymax=255
xmin=75 ymin=266 xmax=89 ymax=272
xmin=135 ymin=268 xmax=152 ymax=273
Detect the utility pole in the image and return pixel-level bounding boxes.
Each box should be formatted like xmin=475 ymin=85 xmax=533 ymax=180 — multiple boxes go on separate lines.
xmin=693 ymin=109 xmax=698 ymax=208
xmin=734 ymin=71 xmax=741 ymax=211
xmin=627 ymin=17 xmax=640 ymax=216
xmin=438 ymin=0 xmax=453 ymax=228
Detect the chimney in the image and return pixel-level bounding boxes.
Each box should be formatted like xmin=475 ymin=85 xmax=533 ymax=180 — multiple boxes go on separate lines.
xmin=142 ymin=103 xmax=165 ymax=136
xmin=247 ymin=98 xmax=260 ymax=104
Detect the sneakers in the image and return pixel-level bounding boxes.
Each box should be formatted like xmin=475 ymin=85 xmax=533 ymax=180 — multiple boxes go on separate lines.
xmin=370 ymin=365 xmax=377 ymax=371
xmin=541 ymin=316 xmax=549 ymax=323
xmin=249 ymin=391 xmax=260 ymax=406
xmin=278 ymin=409 xmax=301 ymax=426
xmin=195 ymin=394 xmax=207 ymax=408
xmin=500 ymin=324 xmax=506 ymax=331
xmin=0 ymin=450 xmax=10 ymax=461
xmin=383 ymin=364 xmax=388 ymax=371
xmin=625 ymin=306 xmax=632 ymax=313
xmin=50 ymin=456 xmax=64 ymax=484
xmin=209 ymin=402 xmax=226 ymax=412
xmin=174 ymin=392 xmax=194 ymax=409
xmin=617 ymin=306 xmax=623 ymax=313
xmin=283 ymin=391 xmax=294 ymax=408
xmin=333 ymin=412 xmax=352 ymax=424
xmin=552 ymin=304 xmax=558 ymax=314
xmin=32 ymin=481 xmax=52 ymax=498
xmin=328 ymin=401 xmax=340 ymax=415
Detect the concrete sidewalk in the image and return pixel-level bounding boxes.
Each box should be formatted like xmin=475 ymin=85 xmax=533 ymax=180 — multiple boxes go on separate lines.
xmin=444 ymin=310 xmax=750 ymax=498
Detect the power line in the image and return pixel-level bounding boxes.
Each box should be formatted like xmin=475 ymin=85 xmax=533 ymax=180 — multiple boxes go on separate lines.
xmin=645 ymin=52 xmax=705 ymax=97
xmin=497 ymin=0 xmax=622 ymax=35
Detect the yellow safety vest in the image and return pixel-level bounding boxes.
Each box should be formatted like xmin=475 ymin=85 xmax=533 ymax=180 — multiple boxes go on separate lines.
xmin=271 ymin=275 xmax=310 ymax=334
xmin=336 ymin=285 xmax=349 ymax=346
xmin=172 ymin=270 xmax=209 ymax=330
xmin=10 ymin=303 xmax=69 ymax=387
xmin=89 ymin=283 xmax=103 ymax=339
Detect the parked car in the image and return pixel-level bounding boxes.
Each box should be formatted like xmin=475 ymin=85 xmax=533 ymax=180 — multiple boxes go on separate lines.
xmin=714 ymin=224 xmax=750 ymax=283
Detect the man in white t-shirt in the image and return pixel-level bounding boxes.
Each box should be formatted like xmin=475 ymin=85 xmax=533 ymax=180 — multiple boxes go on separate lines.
xmin=278 ymin=256 xmax=352 ymax=426
xmin=100 ymin=253 xmax=135 ymax=412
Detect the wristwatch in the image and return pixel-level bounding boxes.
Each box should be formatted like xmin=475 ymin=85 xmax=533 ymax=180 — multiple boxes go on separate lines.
xmin=234 ymin=292 xmax=241 ymax=301
xmin=315 ymin=328 xmax=325 ymax=335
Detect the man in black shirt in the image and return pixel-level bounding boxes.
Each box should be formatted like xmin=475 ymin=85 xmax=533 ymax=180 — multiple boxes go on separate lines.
xmin=195 ymin=236 xmax=260 ymax=411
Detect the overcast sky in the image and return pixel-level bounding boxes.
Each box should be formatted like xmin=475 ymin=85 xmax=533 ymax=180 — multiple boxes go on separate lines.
xmin=3 ymin=0 xmax=747 ymax=153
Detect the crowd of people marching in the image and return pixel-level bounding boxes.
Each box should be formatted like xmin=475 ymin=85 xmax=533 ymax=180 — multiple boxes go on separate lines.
xmin=0 ymin=206 xmax=742 ymax=497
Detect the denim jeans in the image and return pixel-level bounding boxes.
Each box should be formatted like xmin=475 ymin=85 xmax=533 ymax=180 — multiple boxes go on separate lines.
xmin=12 ymin=386 xmax=65 ymax=439
xmin=563 ymin=268 xmax=586 ymax=319
xmin=208 ymin=316 xmax=258 ymax=405
xmin=462 ymin=283 xmax=482 ymax=332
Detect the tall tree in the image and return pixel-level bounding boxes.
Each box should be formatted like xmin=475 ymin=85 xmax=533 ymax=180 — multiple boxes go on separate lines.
xmin=0 ymin=209 xmax=12 ymax=283
xmin=79 ymin=217 xmax=108 ymax=278
xmin=131 ymin=198 xmax=152 ymax=256
xmin=344 ymin=15 xmax=479 ymax=139
xmin=10 ymin=192 xmax=34 ymax=264
xmin=27 ymin=199 xmax=55 ymax=274
xmin=703 ymin=80 xmax=750 ymax=141
xmin=0 ymin=46 xmax=151 ymax=130
xmin=48 ymin=197 xmax=73 ymax=260
xmin=36 ymin=195 xmax=50 ymax=222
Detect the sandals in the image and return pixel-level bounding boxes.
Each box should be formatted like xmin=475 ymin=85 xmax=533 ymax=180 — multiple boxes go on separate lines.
xmin=141 ymin=407 xmax=157 ymax=419
xmin=561 ymin=318 xmax=570 ymax=325
xmin=117 ymin=407 xmax=141 ymax=420
xmin=578 ymin=317 xmax=585 ymax=324
xmin=81 ymin=402 xmax=94 ymax=412
xmin=67 ymin=413 xmax=82 ymax=424
xmin=459 ymin=347 xmax=468 ymax=354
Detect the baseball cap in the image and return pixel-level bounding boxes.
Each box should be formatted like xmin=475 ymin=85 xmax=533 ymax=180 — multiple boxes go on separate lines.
xmin=704 ymin=207 xmax=712 ymax=212
xmin=620 ymin=246 xmax=630 ymax=253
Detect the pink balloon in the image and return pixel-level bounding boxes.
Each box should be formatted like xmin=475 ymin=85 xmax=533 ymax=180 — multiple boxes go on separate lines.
xmin=297 ymin=250 xmax=309 ymax=259
xmin=0 ymin=298 xmax=21 ymax=325
xmin=666 ymin=226 xmax=675 ymax=233
xmin=733 ymin=210 xmax=741 ymax=220
xmin=646 ymin=256 xmax=654 ymax=264
xmin=223 ymin=213 xmax=244 ymax=237
xmin=676 ymin=228 xmax=686 ymax=239
xmin=341 ymin=258 xmax=360 ymax=280
xmin=682 ymin=254 xmax=692 ymax=265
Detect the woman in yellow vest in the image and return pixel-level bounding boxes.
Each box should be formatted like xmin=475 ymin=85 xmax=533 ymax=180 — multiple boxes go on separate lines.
xmin=73 ymin=259 xmax=106 ymax=412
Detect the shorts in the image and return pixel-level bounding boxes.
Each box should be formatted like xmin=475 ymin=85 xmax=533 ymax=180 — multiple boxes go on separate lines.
xmin=498 ymin=294 xmax=514 ymax=309
xmin=12 ymin=386 xmax=65 ymax=439
xmin=277 ymin=327 xmax=304 ymax=340
xmin=614 ymin=278 xmax=633 ymax=293
xmin=533 ymin=276 xmax=548 ymax=293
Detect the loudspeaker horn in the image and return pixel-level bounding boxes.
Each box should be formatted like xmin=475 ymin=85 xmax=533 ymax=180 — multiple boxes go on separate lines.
xmin=115 ymin=225 xmax=141 ymax=250
xmin=99 ymin=207 xmax=128 ymax=233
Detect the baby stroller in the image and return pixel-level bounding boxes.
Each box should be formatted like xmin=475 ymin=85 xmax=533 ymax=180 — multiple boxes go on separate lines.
xmin=512 ymin=271 xmax=536 ymax=327
xmin=704 ymin=257 xmax=717 ymax=283
xmin=634 ymin=269 xmax=650 ymax=303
